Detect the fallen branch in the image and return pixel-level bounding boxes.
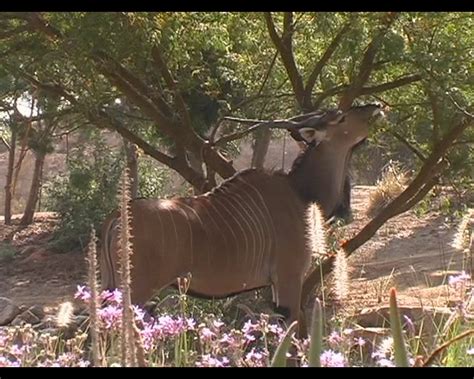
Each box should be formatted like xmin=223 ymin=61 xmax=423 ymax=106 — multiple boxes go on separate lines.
xmin=423 ymin=329 xmax=474 ymax=367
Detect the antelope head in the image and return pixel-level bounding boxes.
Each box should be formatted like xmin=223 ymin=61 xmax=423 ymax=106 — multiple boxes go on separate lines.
xmin=268 ymin=103 xmax=385 ymax=217
xmin=280 ymin=103 xmax=385 ymax=148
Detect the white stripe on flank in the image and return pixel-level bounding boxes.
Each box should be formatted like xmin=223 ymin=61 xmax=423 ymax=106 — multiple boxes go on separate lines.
xmin=175 ymin=199 xmax=209 ymax=269
xmin=237 ymin=178 xmax=276 ymax=277
xmin=206 ymin=199 xmax=236 ymax=272
xmin=213 ymin=195 xmax=249 ymax=268
xmin=219 ymin=185 xmax=257 ymax=278
xmin=198 ymin=199 xmax=229 ymax=272
xmin=223 ymin=182 xmax=264 ymax=280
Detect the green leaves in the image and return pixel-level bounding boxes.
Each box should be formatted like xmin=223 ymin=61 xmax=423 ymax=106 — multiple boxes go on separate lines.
xmin=0 ymin=12 xmax=471 ymax=191
xmin=270 ymin=321 xmax=298 ymax=367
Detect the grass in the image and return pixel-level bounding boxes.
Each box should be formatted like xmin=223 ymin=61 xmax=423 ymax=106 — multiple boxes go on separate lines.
xmin=367 ymin=161 xmax=408 ymax=218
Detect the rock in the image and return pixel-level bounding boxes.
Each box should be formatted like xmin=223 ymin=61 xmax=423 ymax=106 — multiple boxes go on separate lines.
xmin=76 ymin=305 xmax=89 ymax=316
xmin=0 ymin=297 xmax=21 ymax=325
xmin=11 ymin=308 xmax=42 ymax=326
xmin=74 ymin=315 xmax=89 ymax=330
xmin=61 ymin=324 xmax=80 ymax=340
xmin=40 ymin=328 xmax=60 ymax=336
xmin=34 ymin=315 xmax=57 ymax=331
xmin=28 ymin=305 xmax=46 ymax=320
xmin=349 ymin=305 xmax=453 ymax=340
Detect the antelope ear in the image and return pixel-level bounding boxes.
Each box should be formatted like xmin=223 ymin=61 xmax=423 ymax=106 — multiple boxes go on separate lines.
xmin=298 ymin=127 xmax=327 ymax=144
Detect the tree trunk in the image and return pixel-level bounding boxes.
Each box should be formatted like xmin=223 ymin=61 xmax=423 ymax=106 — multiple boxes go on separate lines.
xmin=187 ymin=151 xmax=205 ymax=194
xmin=251 ymin=128 xmax=272 ymax=169
xmin=4 ymin=130 xmax=16 ymax=225
xmin=124 ymin=140 xmax=139 ymax=199
xmin=20 ymin=150 xmax=45 ymax=225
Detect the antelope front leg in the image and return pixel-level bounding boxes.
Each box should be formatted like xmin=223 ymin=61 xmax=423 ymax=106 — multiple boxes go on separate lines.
xmin=272 ymin=280 xmax=307 ymax=367
xmin=272 ymin=279 xmax=306 ymax=338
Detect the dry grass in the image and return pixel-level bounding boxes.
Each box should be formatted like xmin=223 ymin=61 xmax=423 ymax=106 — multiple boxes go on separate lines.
xmin=366 ymin=161 xmax=409 ymax=218
xmin=451 ymin=208 xmax=473 ymax=251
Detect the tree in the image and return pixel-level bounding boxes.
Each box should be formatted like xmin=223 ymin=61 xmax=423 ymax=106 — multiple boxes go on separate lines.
xmin=0 ymin=13 xmax=471 ymax=282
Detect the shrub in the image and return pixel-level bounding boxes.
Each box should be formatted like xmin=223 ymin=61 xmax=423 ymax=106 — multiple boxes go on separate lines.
xmin=366 ymin=160 xmax=408 ymax=218
xmin=43 ymin=138 xmax=124 ymax=252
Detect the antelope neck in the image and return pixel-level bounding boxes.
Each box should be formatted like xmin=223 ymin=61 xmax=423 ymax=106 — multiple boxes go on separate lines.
xmin=287 ymin=141 xmax=350 ymax=218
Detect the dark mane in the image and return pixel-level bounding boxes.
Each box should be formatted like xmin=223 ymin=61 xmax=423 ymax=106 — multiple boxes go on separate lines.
xmin=287 ymin=143 xmax=314 ymax=176
xmin=202 ymin=146 xmax=316 ymax=197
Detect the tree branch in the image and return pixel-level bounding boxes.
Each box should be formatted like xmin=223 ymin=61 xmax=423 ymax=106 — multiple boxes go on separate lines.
xmin=302 ymin=172 xmax=441 ymax=307
xmin=264 ymin=12 xmax=306 ymax=109
xmin=0 ymin=136 xmax=11 ymax=151
xmin=93 ymin=50 xmax=173 ymax=119
xmin=343 ymin=117 xmax=470 ymax=254
xmin=89 ymin=108 xmax=208 ymax=191
xmin=10 ymin=67 xmax=78 ymax=105
xmin=359 ymin=74 xmax=422 ymax=96
xmin=208 ymin=51 xmax=279 ymax=144
xmin=313 ymin=85 xmax=348 ymax=108
xmin=92 ymin=51 xmax=177 ymax=139
xmin=339 ymin=12 xmax=400 ymax=110
xmin=304 ymin=21 xmax=353 ymax=108
xmin=151 ymin=45 xmax=192 ymax=130
xmin=25 ymin=12 xmax=62 ymax=41
xmin=314 ymin=74 xmax=420 ymax=109
xmin=388 ymin=129 xmax=427 ymax=162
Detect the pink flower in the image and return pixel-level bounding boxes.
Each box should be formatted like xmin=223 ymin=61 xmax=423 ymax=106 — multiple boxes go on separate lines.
xmin=328 ymin=331 xmax=343 ymax=347
xmin=100 ymin=289 xmax=122 ymax=304
xmin=244 ymin=348 xmax=267 ymax=367
xmin=0 ymin=356 xmax=21 ymax=367
xmin=354 ymin=337 xmax=366 ymax=347
xmin=448 ymin=271 xmax=471 ymax=289
xmin=199 ymin=327 xmax=216 ymax=343
xmin=98 ymin=304 xmax=122 ymax=330
xmin=377 ymin=358 xmax=395 ymax=367
xmin=74 ymin=285 xmax=91 ymax=302
xmin=9 ymin=344 xmax=28 ymax=357
xmin=212 ymin=320 xmax=225 ymax=330
xmin=196 ymin=354 xmax=230 ymax=367
xmin=320 ymin=350 xmax=346 ymax=367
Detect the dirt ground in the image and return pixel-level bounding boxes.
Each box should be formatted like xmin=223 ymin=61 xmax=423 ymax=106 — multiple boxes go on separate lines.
xmin=0 ymin=212 xmax=86 ymax=313
xmin=0 ymin=187 xmax=472 ymax=318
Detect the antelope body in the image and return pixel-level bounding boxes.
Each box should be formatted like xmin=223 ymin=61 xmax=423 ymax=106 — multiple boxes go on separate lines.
xmin=100 ymin=104 xmax=383 ymax=331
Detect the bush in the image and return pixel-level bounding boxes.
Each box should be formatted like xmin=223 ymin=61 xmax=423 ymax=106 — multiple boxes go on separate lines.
xmin=366 ymin=160 xmax=409 ymax=218
xmin=43 ymin=138 xmax=125 ymax=252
